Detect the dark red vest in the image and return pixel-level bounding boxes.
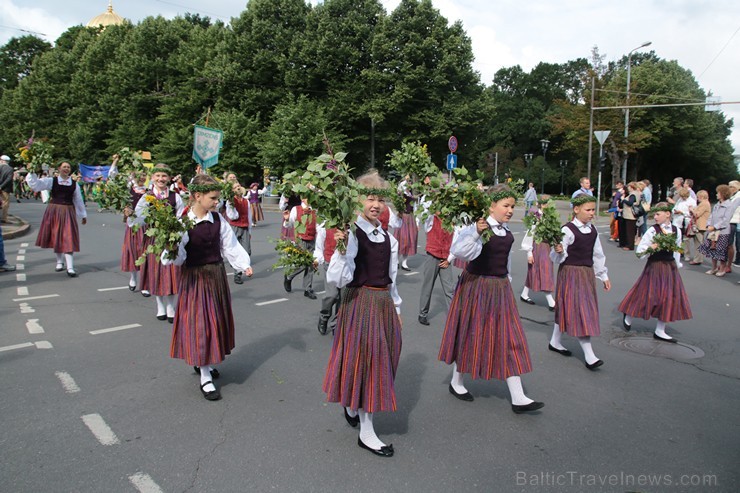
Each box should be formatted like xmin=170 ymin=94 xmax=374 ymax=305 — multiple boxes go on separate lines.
xmin=50 ymin=178 xmax=76 ymax=205
xmin=562 ymin=222 xmax=597 ymax=267
xmin=227 ymin=196 xmax=250 ymax=228
xmin=296 ymin=206 xmax=317 ymax=241
xmin=426 ymin=215 xmax=453 ymax=259
xmin=185 ymin=213 xmax=223 ymax=267
xmin=648 ymin=224 xmax=677 ymax=262
xmin=466 ymin=227 xmax=514 ymax=277
xmin=323 ymin=228 xmax=338 ymax=264
xmin=379 ymin=207 xmax=390 ymax=231
xmin=348 ymin=226 xmax=392 ymax=288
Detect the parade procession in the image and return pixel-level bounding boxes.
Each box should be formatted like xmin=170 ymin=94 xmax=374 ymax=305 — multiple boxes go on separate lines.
xmin=1 ymin=1 xmax=739 ymax=492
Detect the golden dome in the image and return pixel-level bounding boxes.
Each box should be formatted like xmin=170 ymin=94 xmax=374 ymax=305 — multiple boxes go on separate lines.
xmin=86 ymin=1 xmax=124 ymax=28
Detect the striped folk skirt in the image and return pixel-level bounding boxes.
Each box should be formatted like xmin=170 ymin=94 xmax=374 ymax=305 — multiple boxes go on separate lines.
xmin=171 ymin=262 xmax=235 ymax=366
xmin=698 ymin=233 xmax=731 ymax=262
xmin=250 ymin=202 xmax=264 ymax=223
xmin=452 ymin=257 xmax=469 ymax=270
xmin=525 ymin=242 xmax=555 ymax=292
xmin=323 ymin=286 xmax=402 ymax=413
xmin=280 ymin=224 xmax=295 ymax=241
xmin=394 ymin=213 xmax=418 ymax=256
xmin=618 ymin=259 xmax=693 ymax=322
xmin=120 ymin=224 xmax=144 ymax=273
xmin=35 ymin=203 xmax=80 ymax=253
xmin=138 ymin=236 xmax=179 ymax=296
xmin=554 ymin=265 xmax=600 ymax=337
xmin=438 ymin=271 xmax=533 ymax=380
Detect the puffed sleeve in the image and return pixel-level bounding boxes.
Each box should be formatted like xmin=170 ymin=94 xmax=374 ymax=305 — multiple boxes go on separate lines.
xmin=521 ymin=227 xmax=535 ymax=256
xmin=224 ymin=201 xmax=239 ymax=221
xmin=162 ymin=231 xmax=190 ymax=267
xmin=450 ymin=224 xmax=483 ymax=261
xmin=25 ymin=173 xmax=53 ymax=192
xmin=314 ymin=225 xmax=326 ymax=265
xmin=327 ymin=230 xmax=358 ymax=288
xmin=550 ymin=225 xmax=574 ymax=264
xmin=219 ymin=213 xmax=251 ymax=272
xmin=389 ymin=234 xmax=402 ymax=314
xmin=72 ymin=184 xmax=87 ymax=219
xmin=635 ymin=226 xmax=656 ymax=259
xmin=592 ymin=228 xmax=609 ymax=282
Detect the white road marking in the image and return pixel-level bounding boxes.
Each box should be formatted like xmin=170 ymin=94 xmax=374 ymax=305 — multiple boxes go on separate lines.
xmin=316 ymin=290 xmax=326 ymax=294
xmin=21 ymin=242 xmax=29 ymax=247
xmin=403 ymin=271 xmax=419 ymax=276
xmin=129 ymin=473 xmax=164 ymax=493
xmin=18 ymin=249 xmax=26 ymax=254
xmin=16 ymin=264 xmax=24 ymax=270
xmin=19 ymin=302 xmax=35 ymax=313
xmin=55 ymin=371 xmax=80 ymax=393
xmin=16 ymin=273 xmax=26 ymax=282
xmin=26 ymin=319 xmax=44 ymax=334
xmin=0 ymin=342 xmax=34 ymax=353
xmin=81 ymin=414 xmax=120 ymax=446
xmin=90 ymin=324 xmax=142 ymax=335
xmin=16 ymin=255 xmax=25 ymax=261
xmin=34 ymin=341 xmax=53 ymax=349
xmin=17 ymin=286 xmax=29 ymax=296
xmin=97 ymin=286 xmax=129 ymax=292
xmin=255 ymin=298 xmax=289 ymax=306
xmin=13 ymin=294 xmax=60 ymax=302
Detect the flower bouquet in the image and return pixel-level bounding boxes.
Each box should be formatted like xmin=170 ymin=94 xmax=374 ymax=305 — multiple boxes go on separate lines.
xmin=134 ymin=195 xmax=194 ymax=266
xmin=637 ymin=232 xmax=683 ymax=258
xmin=116 ymin=147 xmax=144 ymax=173
xmin=15 ymin=136 xmax=54 ymax=174
xmin=220 ymin=180 xmax=236 ymax=204
xmin=272 ymin=239 xmax=317 ymax=273
xmin=98 ymin=174 xmax=133 ymax=217
xmin=530 ymin=204 xmax=563 ymax=247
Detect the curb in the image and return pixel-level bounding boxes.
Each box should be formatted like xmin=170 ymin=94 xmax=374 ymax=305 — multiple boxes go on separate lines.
xmin=1 ymin=215 xmax=30 ymax=240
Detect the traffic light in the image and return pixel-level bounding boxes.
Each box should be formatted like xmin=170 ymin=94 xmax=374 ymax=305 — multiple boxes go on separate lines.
xmin=599 ymin=153 xmax=607 ymax=170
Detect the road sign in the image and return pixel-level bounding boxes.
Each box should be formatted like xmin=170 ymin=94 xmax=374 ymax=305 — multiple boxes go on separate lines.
xmin=448 ymin=136 xmax=458 ymax=153
xmin=446 ymin=154 xmax=457 ymax=170
xmin=593 ymin=130 xmax=611 ymax=146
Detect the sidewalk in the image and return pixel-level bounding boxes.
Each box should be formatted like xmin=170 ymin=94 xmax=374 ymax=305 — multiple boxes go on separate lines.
xmin=1 ymin=215 xmax=30 ymax=240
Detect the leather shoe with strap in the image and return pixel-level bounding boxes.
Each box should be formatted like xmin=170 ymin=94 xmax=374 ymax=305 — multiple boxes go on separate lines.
xmin=653 ymin=333 xmax=678 ymax=343
xmin=448 ymin=384 xmax=474 ymax=402
xmin=357 ymin=437 xmax=394 ymax=457
xmin=548 ymin=344 xmax=571 ymax=356
xmin=519 ymin=295 xmax=535 ymax=305
xmin=200 ymin=381 xmax=221 ymax=401
xmin=344 ymin=408 xmax=359 ymax=428
xmin=585 ymin=359 xmax=604 ymax=370
xmin=418 ymin=315 xmax=429 ymax=326
xmin=512 ymin=401 xmax=544 ymax=414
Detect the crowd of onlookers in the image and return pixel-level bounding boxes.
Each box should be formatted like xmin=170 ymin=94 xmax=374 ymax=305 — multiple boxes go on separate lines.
xmin=607 ymin=176 xmax=740 ymax=282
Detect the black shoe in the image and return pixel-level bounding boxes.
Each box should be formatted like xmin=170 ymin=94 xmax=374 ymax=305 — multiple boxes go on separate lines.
xmin=653 ymin=333 xmax=677 ymax=343
xmin=585 ymin=359 xmax=604 ymax=370
xmin=548 ymin=305 xmax=555 ymax=312
xmin=318 ymin=317 xmax=329 ymax=335
xmin=283 ymin=276 xmax=292 ymax=292
xmin=193 ymin=366 xmax=220 ymax=379
xmin=512 ymin=401 xmax=545 ymax=414
xmin=234 ymin=272 xmax=243 ymax=285
xmin=304 ymin=290 xmax=317 ymax=300
xmin=548 ymin=344 xmax=572 ymax=357
xmin=357 ymin=437 xmax=394 ymax=457
xmin=167 ymin=316 xmax=174 ymax=324
xmin=157 ymin=314 xmax=167 ymax=321
xmin=418 ymin=315 xmax=430 ymax=326
xmin=519 ymin=295 xmax=535 ymax=305
xmin=55 ymin=263 xmax=64 ymax=272
xmin=344 ymin=408 xmax=359 ymax=428
xmin=128 ymin=284 xmax=136 ymax=291
xmin=200 ymin=381 xmax=221 ymax=401
xmin=622 ymin=314 xmax=631 ymax=331
xmin=400 ymin=264 xmax=411 ymax=271
xmin=141 ymin=290 xmax=151 ymax=298
xmin=448 ymin=384 xmax=474 ymax=402
xmin=66 ymin=269 xmax=77 ymax=278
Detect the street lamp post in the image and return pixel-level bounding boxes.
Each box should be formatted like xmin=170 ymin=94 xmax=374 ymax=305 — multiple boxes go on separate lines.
xmin=622 ymin=41 xmax=652 ymax=183
xmin=540 ymin=140 xmax=549 ymax=194
xmin=524 ymin=153 xmax=533 ymax=183
xmin=559 ymin=160 xmax=568 ymax=195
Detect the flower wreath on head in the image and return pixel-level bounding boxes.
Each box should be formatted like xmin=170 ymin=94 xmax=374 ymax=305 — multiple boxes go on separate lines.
xmin=571 ymin=194 xmax=596 ymax=207
xmin=489 ymin=188 xmax=518 ymax=203
xmin=358 ymin=187 xmax=393 ymax=199
xmin=150 ymin=165 xmax=171 ymax=175
xmin=188 ymin=182 xmax=223 ymax=194
xmin=650 ymin=204 xmax=673 ymax=214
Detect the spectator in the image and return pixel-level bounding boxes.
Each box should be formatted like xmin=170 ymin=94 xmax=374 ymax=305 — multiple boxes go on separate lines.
xmin=686 ymin=190 xmax=710 ymax=265
xmin=671 ymin=188 xmax=696 ymax=236
xmin=684 ymin=178 xmax=697 ymax=202
xmin=698 ymin=185 xmax=733 ymax=276
xmin=523 ymin=182 xmax=537 ymax=216
xmin=666 ymin=177 xmax=683 ymax=204
xmin=618 ymin=182 xmax=641 ymax=250
xmin=635 ymin=181 xmax=649 ymax=241
xmin=571 ymin=177 xmax=593 ymax=200
xmin=0 ymin=155 xmax=14 ymax=223
xmin=608 ymin=181 xmax=625 ymax=241
xmin=727 ymin=180 xmax=740 ymax=268
xmin=0 ymin=194 xmax=17 ymax=272
xmin=641 ymin=179 xmax=653 ymax=206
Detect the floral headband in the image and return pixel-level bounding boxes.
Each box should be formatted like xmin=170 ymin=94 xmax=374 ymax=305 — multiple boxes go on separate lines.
xmin=651 ymin=204 xmax=673 ymax=214
xmin=489 ymin=189 xmax=518 ymax=203
xmin=188 ymin=182 xmax=223 ymax=194
xmin=150 ymin=165 xmax=171 ymax=175
xmin=571 ymin=194 xmax=596 ymax=207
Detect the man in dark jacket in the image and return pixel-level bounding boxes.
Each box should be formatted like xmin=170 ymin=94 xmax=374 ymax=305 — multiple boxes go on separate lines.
xmin=0 ymin=155 xmax=15 ymax=223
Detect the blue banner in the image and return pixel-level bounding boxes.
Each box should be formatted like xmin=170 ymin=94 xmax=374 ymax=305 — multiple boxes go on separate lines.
xmin=78 ymin=164 xmax=111 ymax=183
xmin=193 ymin=125 xmax=224 ymax=169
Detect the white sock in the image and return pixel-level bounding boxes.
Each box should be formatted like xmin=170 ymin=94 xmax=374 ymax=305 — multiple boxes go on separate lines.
xmin=358 ymin=410 xmax=386 ymax=450
xmin=550 ymin=324 xmax=566 ymax=350
xmin=401 ymin=256 xmax=409 ymax=268
xmin=155 ymin=296 xmax=166 ymax=317
xmin=578 ymin=336 xmax=599 ymax=365
xmin=199 ymin=366 xmax=216 ymax=392
xmin=624 ymin=314 xmax=633 ymax=326
xmin=450 ymin=362 xmax=468 ymax=394
xmin=545 ymin=293 xmax=555 ymax=307
xmin=506 ymin=376 xmax=534 ymax=406
xmin=55 ymin=253 xmax=64 ymax=266
xmin=64 ymin=253 xmax=74 ymax=271
xmin=655 ymin=320 xmax=671 ymax=339
xmin=521 ymin=287 xmax=530 ymax=299
xmin=129 ymin=272 xmax=137 ymax=287
xmin=345 ymin=407 xmax=358 ymax=418
xmin=166 ymin=295 xmax=177 ymax=317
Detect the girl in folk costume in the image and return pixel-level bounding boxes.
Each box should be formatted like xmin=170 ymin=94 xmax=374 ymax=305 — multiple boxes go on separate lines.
xmin=314 ymin=223 xmax=340 ymax=335
xmin=279 ymin=193 xmax=301 ymax=241
xmin=122 ymin=171 xmax=147 ymax=291
xmin=438 ymin=185 xmax=543 ymax=414
xmin=394 ymin=176 xmax=418 ymax=270
xmin=619 ymin=203 xmax=692 ymax=343
xmin=223 ymin=172 xmax=251 ymax=285
xmin=163 ymin=174 xmax=252 ymax=401
xmin=324 ymin=171 xmax=402 ymax=457
xmin=25 ymin=161 xmax=87 ymax=277
xmin=134 ymin=164 xmax=185 ymax=320
xmin=246 ymin=182 xmax=264 ymax=226
xmin=519 ymin=198 xmax=556 ymax=311
xmin=282 ymin=197 xmax=318 ymax=299
xmin=549 ymin=195 xmax=611 ymax=370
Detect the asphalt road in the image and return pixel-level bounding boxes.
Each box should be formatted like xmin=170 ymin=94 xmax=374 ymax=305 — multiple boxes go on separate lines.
xmin=1 ymin=199 xmax=738 ymax=493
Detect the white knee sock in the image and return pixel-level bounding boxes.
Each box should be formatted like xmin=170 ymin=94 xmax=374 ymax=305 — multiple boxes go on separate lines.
xmin=450 ymin=362 xmax=468 ymax=394
xmin=654 ymin=320 xmax=672 ymax=339
xmin=55 ymin=253 xmax=64 ymax=266
xmin=521 ymin=286 xmax=530 ymax=299
xmin=129 ymin=272 xmax=137 ymax=287
xmin=345 ymin=407 xmax=358 ymax=418
xmin=400 ymin=256 xmax=409 ymax=268
xmin=506 ymin=376 xmax=534 ymax=406
xmin=624 ymin=314 xmax=633 ymax=326
xmin=358 ymin=410 xmax=386 ymax=449
xmin=545 ymin=293 xmax=555 ymax=307
xmin=578 ymin=336 xmax=599 ymax=365
xmin=199 ymin=366 xmax=216 ymax=392
xmin=550 ymin=324 xmax=566 ymax=350
xmin=166 ymin=295 xmax=177 ymax=318
xmin=155 ymin=296 xmax=166 ymax=317
xmin=64 ymin=253 xmax=74 ymax=271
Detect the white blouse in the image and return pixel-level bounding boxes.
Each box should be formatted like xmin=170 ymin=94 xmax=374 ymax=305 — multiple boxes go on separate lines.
xmin=636 ymin=223 xmax=683 ymax=267
xmin=327 ymin=215 xmax=402 ymax=314
xmin=450 ymin=216 xmax=512 ymax=281
xmin=550 ymin=218 xmax=609 ymax=282
xmin=25 ymin=173 xmax=87 ymax=218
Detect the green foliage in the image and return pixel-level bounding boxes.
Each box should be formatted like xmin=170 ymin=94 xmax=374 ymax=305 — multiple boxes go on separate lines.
xmin=272 ymin=239 xmax=317 ymax=274
xmin=134 ymin=195 xmax=194 ymax=266
xmin=386 ymin=141 xmax=436 ymax=179
xmin=116 ymin=147 xmax=144 ymax=173
xmin=637 ymin=232 xmax=683 ymax=258
xmin=532 ymin=204 xmax=564 ymax=246
xmin=14 ymin=136 xmax=54 ymax=173
xmin=0 ymin=35 xmax=52 ymax=91
xmin=98 ymin=174 xmax=132 ymax=214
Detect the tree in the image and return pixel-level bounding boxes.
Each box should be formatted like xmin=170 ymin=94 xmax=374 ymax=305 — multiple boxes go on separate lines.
xmin=0 ymin=35 xmax=51 ymax=92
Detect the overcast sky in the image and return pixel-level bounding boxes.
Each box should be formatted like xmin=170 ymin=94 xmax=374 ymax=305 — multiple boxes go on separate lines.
xmin=2 ymin=0 xmax=738 ymax=154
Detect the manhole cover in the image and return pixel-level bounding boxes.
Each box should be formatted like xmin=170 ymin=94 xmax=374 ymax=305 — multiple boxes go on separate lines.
xmin=610 ymin=336 xmax=704 ymax=361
